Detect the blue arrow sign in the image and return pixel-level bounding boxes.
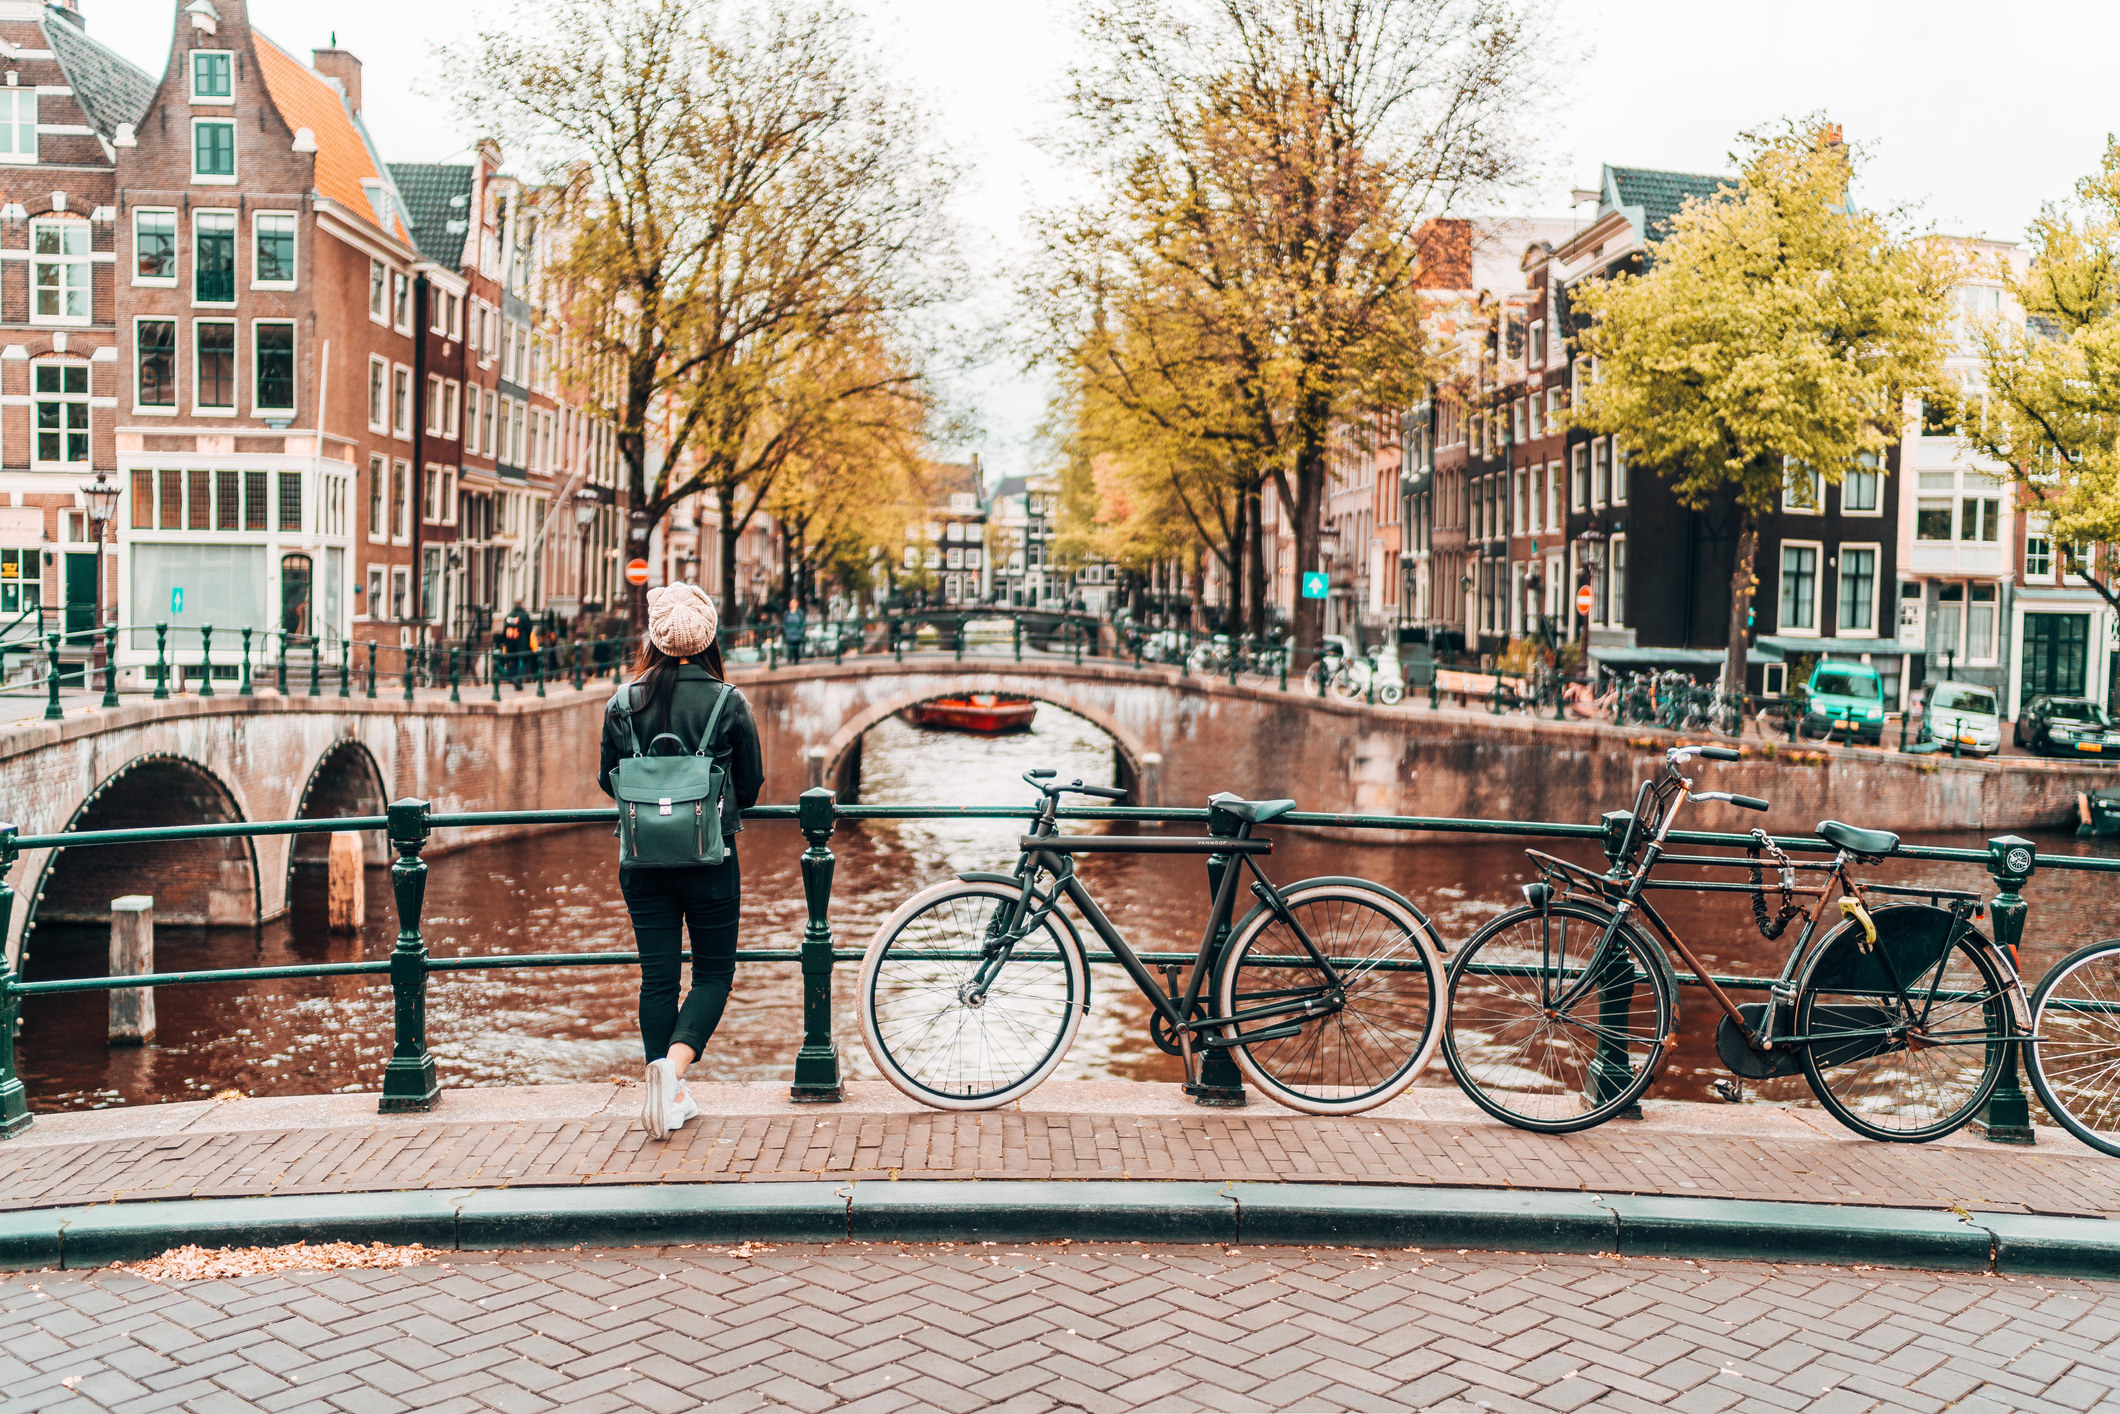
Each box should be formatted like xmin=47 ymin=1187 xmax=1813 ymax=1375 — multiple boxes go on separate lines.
xmin=171 ymin=586 xmax=184 ymax=615
xmin=1301 ymin=572 xmax=1329 ymax=600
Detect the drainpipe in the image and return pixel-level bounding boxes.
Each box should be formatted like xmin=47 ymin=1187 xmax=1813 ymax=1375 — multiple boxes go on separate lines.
xmin=412 ymin=275 xmax=428 ymax=641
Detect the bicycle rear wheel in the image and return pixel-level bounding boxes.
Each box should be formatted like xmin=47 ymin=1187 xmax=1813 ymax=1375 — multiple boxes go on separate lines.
xmin=1212 ymin=881 xmax=1443 ymax=1114
xmin=1442 ymin=902 xmax=1674 ymax=1133
xmin=2028 ymin=940 xmax=2120 ymax=1157
xmin=858 ymin=879 xmax=1087 ymax=1110
xmin=1795 ymin=909 xmax=2012 ymax=1142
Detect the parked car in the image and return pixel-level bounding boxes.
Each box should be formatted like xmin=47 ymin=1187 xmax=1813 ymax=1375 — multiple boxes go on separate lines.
xmin=2015 ymin=695 xmax=2120 ymax=757
xmin=1801 ymin=661 xmax=1886 ymax=746
xmin=1922 ymin=680 xmax=2001 ymax=756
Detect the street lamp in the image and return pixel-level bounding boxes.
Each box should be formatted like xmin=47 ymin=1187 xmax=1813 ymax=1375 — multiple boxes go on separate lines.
xmin=81 ymin=471 xmax=120 ymax=675
xmin=573 ymin=488 xmax=598 ymax=627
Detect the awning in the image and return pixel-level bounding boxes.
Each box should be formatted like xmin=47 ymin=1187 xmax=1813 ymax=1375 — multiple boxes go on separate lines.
xmin=1588 ymin=646 xmax=1727 ymax=670
xmin=1753 ymin=635 xmax=1913 ymax=662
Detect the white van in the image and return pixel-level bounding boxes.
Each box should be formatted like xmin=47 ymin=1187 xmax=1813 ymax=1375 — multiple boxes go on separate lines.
xmin=1925 ymin=680 xmax=2002 ymax=756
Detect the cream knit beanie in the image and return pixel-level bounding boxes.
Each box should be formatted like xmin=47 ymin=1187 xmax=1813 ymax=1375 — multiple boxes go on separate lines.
xmin=646 ymin=582 xmax=718 ymax=658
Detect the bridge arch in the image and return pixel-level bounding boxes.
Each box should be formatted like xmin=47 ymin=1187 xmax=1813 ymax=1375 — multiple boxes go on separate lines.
xmin=287 ymin=740 xmax=390 ymax=887
xmin=21 ymin=753 xmax=259 ymax=974
xmin=821 ymin=685 xmax=1151 ymax=804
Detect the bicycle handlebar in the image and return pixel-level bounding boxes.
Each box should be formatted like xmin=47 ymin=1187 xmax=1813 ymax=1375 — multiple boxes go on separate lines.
xmin=1694 ymin=791 xmax=1770 ymax=812
xmin=1668 ymin=744 xmax=1741 ymax=764
xmin=1023 ymin=769 xmax=1128 ymax=802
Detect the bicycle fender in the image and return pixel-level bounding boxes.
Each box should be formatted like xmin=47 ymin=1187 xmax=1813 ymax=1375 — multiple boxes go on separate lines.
xmin=953 ymin=871 xmax=1093 ymax=1012
xmin=1226 ymin=875 xmax=1449 ymax=954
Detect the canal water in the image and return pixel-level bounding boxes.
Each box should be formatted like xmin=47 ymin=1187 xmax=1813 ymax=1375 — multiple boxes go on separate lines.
xmin=18 ymin=705 xmax=2120 ymax=1112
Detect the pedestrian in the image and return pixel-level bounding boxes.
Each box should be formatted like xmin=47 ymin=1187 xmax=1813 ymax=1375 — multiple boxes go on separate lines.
xmin=501 ymin=600 xmax=533 ymax=684
xmin=599 ymin=582 xmax=764 ymax=1139
xmin=782 ymin=603 xmax=807 ymax=664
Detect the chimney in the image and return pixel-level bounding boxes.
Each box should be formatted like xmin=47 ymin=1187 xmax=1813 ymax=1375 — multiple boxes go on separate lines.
xmin=311 ymin=46 xmax=361 ymax=115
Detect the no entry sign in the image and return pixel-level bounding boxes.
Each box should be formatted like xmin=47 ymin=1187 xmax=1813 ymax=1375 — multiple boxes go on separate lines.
xmin=1575 ymin=584 xmax=1593 ymax=616
xmin=625 ymin=559 xmax=649 ymax=586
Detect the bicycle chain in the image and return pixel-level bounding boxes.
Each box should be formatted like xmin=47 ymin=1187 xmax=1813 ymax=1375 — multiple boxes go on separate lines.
xmin=1745 ymin=827 xmax=1804 ymax=940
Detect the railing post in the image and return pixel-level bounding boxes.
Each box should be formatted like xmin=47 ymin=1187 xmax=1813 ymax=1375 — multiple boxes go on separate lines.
xmin=366 ymin=641 xmax=378 ymax=699
xmin=0 ymin=824 xmax=31 ymax=1137
xmin=309 ymin=637 xmax=321 ymax=697
xmin=534 ymin=650 xmax=545 ymax=698
xmin=238 ymin=627 xmax=254 ymax=697
xmin=152 ymin=622 xmax=169 ymax=700
xmin=491 ymin=647 xmax=502 ymax=701
xmin=1014 ymin=618 xmax=1023 ymax=662
xmin=1192 ymin=803 xmax=1247 ymax=1106
xmin=380 ymin=797 xmax=439 ymax=1112
xmin=276 ymin=633 xmax=288 ymax=694
xmin=1277 ymin=647 xmax=1287 ymax=691
xmin=340 ymin=639 xmax=351 ymax=698
xmin=791 ymin=787 xmax=844 ymax=1102
xmin=1978 ymin=834 xmax=2037 ymax=1145
xmin=401 ymin=649 xmax=414 ymax=702
xmin=569 ymin=642 xmax=583 ymax=691
xmin=42 ymin=633 xmax=61 ymax=720
xmin=450 ymin=647 xmax=462 ymax=703
xmin=102 ymin=623 xmax=119 ymax=709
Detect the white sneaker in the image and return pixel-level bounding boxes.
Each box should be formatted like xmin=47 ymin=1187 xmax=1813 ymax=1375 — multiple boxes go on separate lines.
xmin=642 ymin=1057 xmax=677 ymax=1139
xmin=666 ymin=1087 xmax=700 ymax=1133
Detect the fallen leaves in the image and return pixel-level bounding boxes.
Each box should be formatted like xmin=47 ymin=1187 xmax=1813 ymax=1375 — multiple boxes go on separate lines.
xmin=112 ymin=1240 xmax=433 ymax=1282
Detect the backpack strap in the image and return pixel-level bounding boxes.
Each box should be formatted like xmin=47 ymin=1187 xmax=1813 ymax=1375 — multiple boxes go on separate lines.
xmin=607 ymin=683 xmax=645 ymax=756
xmin=694 ymin=682 xmax=733 ymax=759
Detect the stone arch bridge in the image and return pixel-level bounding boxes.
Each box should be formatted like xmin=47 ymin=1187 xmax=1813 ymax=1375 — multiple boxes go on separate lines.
xmin=0 ymin=657 xmax=2101 ymax=969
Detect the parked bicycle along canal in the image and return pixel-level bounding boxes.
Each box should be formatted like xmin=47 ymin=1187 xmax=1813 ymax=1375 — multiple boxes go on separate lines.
xmin=19 ymin=706 xmax=2120 ymax=1113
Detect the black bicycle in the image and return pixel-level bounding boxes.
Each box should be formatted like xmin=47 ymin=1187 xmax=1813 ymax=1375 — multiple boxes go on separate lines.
xmin=857 ymin=771 xmax=1446 ymax=1113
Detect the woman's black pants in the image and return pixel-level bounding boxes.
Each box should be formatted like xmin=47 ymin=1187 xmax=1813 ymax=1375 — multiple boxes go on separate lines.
xmin=621 ymin=859 xmax=739 ymax=1063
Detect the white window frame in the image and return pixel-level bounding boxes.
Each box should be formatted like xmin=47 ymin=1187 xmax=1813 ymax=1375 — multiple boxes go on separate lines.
xmin=392 ymin=273 xmax=412 ymax=334
xmin=392 ymin=364 xmax=413 ymax=440
xmin=131 ymin=207 xmax=177 ymax=286
xmin=189 ymin=49 xmax=235 ymax=104
xmin=1611 ymin=443 xmax=1628 ymax=506
xmin=1967 ymin=582 xmax=2000 ymax=665
xmin=2025 ymin=514 xmax=2055 ymax=583
xmin=190 ymin=116 xmax=237 ymax=184
xmin=0 ymin=88 xmax=37 ymax=164
xmin=1778 ymin=538 xmax=1823 ymax=636
xmin=30 ymin=360 xmax=89 ymax=467
xmin=1570 ymin=443 xmax=1588 ymax=512
xmin=190 ymin=209 xmax=238 ymax=308
xmin=1835 ymin=542 xmax=1880 ymax=635
xmin=366 ymin=455 xmax=388 ymax=544
xmin=392 ymin=459 xmax=413 ymax=544
xmin=440 ymin=466 xmax=458 ymax=526
xmin=1590 ymin=437 xmax=1609 ymax=510
xmin=444 ymin=381 xmax=461 ymax=439
xmin=389 ymin=565 xmax=410 ymax=620
xmin=132 ymin=315 xmax=177 ymax=415
xmin=1604 ymin=532 xmax=1626 ymax=629
xmin=250 ymin=210 xmax=297 ymax=289
xmin=1781 ymin=461 xmax=1824 ymax=515
xmin=364 ymin=564 xmax=385 ymax=619
xmin=192 ymin=318 xmax=237 ymax=416
xmin=1840 ymin=455 xmax=1885 ymax=517
xmin=425 ymin=374 xmax=445 ymax=435
xmin=367 ymin=356 xmax=389 ymax=433
xmin=368 ymin=259 xmax=388 ymax=324
xmin=28 ymin=218 xmax=91 ymax=326
xmin=252 ymin=318 xmax=297 ymax=414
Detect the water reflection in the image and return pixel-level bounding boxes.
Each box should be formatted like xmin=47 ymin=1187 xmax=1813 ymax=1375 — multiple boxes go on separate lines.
xmin=19 ymin=702 xmax=2120 ymax=1112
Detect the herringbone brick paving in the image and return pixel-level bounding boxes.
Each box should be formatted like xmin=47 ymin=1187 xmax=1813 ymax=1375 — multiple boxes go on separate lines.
xmin=5 ymin=1242 xmax=2119 ymax=1412
xmin=8 ymin=1100 xmax=2120 ymax=1218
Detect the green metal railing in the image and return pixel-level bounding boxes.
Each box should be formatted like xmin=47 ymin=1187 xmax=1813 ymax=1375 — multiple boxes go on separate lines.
xmin=0 ymin=796 xmax=2085 ymax=1140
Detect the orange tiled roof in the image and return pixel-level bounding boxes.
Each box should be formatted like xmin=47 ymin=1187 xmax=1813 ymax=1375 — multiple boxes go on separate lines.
xmin=251 ymin=32 xmax=407 ymax=245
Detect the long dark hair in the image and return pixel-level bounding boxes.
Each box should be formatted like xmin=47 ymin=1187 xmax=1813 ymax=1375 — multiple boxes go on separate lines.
xmin=628 ymin=637 xmax=726 ymax=718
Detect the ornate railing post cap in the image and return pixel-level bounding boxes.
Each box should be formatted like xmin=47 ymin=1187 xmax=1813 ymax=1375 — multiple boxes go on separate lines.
xmin=386 ymin=797 xmax=432 ymax=846
xmin=1987 ymin=835 xmax=2036 ymax=885
xmin=797 ymin=787 xmax=836 ymax=838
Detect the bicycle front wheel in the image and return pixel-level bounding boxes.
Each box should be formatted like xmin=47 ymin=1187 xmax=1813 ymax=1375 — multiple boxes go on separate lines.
xmin=1795 ymin=910 xmax=2012 ymax=1142
xmin=1213 ymin=881 xmax=1444 ymax=1114
xmin=1442 ymin=902 xmax=1674 ymax=1133
xmin=2028 ymin=940 xmax=2120 ymax=1157
xmin=858 ymin=879 xmax=1088 ymax=1110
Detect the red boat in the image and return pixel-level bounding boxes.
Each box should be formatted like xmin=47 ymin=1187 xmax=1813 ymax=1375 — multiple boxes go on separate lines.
xmin=904 ymin=694 xmax=1038 ymax=734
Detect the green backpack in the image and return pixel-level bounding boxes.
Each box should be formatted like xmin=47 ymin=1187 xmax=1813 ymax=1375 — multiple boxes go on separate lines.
xmin=609 ymin=681 xmax=733 ymax=868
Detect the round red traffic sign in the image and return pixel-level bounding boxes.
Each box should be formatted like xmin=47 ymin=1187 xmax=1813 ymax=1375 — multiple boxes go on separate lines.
xmin=1575 ymin=584 xmax=1593 ymax=616
xmin=625 ymin=558 xmax=650 ymax=586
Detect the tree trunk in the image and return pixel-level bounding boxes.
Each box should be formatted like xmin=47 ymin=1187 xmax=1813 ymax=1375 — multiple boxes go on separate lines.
xmin=719 ymin=486 xmax=742 ymax=628
xmin=1227 ymin=493 xmax=1249 ymax=635
xmin=1247 ymin=486 xmax=1267 ymax=640
xmin=1189 ymin=548 xmax=1206 ymax=632
xmin=1724 ymin=512 xmax=1759 ymax=698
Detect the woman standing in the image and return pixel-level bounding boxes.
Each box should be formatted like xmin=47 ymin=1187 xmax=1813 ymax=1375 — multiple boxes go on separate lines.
xmin=599 ymin=583 xmax=764 ymax=1138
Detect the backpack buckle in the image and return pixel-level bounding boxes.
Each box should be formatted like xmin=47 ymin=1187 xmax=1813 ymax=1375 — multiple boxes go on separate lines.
xmin=659 ymin=798 xmax=673 ymax=815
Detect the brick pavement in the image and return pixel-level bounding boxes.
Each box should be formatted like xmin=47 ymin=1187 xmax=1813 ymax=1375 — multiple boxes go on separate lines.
xmin=6 ymin=1082 xmax=2120 ymax=1222
xmin=6 ymin=1240 xmax=2120 ymax=1412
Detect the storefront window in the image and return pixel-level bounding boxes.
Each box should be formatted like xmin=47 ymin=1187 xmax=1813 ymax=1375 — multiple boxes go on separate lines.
xmin=281 ymin=553 xmax=312 ymax=637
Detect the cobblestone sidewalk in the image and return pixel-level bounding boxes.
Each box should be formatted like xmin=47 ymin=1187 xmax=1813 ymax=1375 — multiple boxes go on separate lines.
xmin=5 ymin=1241 xmax=2118 ymax=1413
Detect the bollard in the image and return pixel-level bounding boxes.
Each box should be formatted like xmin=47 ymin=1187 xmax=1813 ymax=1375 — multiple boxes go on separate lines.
xmin=1430 ymin=672 xmax=1440 ymax=710
xmin=492 ymin=647 xmax=503 ymax=701
xmin=108 ymin=895 xmax=155 ymax=1044
xmin=1278 ymin=649 xmax=1287 ymax=692
xmin=450 ymin=648 xmax=462 ymax=703
xmin=239 ymin=627 xmax=254 ymax=697
xmin=101 ymin=624 xmax=118 ymax=709
xmin=379 ymin=798 xmax=439 ymax=1112
xmin=790 ymin=787 xmax=844 ymax=1102
xmin=340 ymin=640 xmax=351 ymax=698
xmin=152 ymin=622 xmax=170 ymax=700
xmin=1979 ymin=834 xmax=2037 ymax=1145
xmin=196 ymin=624 xmax=212 ymax=696
xmin=1075 ymin=624 xmax=1084 ymax=667
xmin=402 ymin=649 xmax=414 ymax=702
xmin=956 ymin=623 xmax=965 ymax=663
xmin=42 ymin=633 xmax=61 ymax=720
xmin=366 ymin=641 xmax=378 ymax=700
xmin=894 ymin=624 xmax=903 ymax=664
xmin=277 ymin=631 xmax=288 ymax=695
xmin=534 ymin=650 xmax=545 ymax=698
xmin=1367 ymin=665 xmax=1376 ymax=705
xmin=1191 ymin=803 xmax=1248 ymax=1106
xmin=327 ymin=831 xmax=365 ymax=932
xmin=1014 ymin=618 xmax=1023 ymax=662
xmin=309 ymin=638 xmax=321 ymax=697
xmin=0 ymin=823 xmax=30 ymax=1137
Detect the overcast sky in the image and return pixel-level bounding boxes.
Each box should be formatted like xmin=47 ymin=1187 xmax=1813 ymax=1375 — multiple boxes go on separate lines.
xmin=87 ymin=0 xmax=2119 ymax=483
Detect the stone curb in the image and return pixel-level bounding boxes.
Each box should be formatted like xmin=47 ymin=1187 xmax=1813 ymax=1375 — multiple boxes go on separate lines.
xmin=3 ymin=1182 xmax=2117 ymax=1278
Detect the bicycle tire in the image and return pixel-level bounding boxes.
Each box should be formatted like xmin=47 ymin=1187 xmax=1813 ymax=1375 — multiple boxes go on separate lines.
xmin=1799 ymin=714 xmax=1834 ymax=743
xmin=1329 ymin=669 xmax=1364 ymax=702
xmin=1795 ymin=908 xmax=2013 ymax=1142
xmin=1377 ymin=681 xmax=1405 ymax=706
xmin=1213 ymin=880 xmax=1444 ymax=1114
xmin=1441 ymin=901 xmax=1675 ymax=1133
xmin=2028 ymin=939 xmax=2120 ymax=1157
xmin=858 ymin=879 xmax=1088 ymax=1110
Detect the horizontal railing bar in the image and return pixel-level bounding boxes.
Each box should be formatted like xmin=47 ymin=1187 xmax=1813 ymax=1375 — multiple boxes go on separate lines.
xmin=13 ymin=960 xmax=394 ymax=993
xmin=13 ymin=816 xmax=392 ymax=850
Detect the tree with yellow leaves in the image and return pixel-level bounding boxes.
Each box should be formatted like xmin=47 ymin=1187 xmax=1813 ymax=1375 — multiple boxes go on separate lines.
xmin=1571 ymin=120 xmax=1955 ymax=693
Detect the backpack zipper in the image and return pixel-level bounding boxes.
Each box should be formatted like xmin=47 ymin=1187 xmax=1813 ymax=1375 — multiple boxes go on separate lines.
xmin=696 ymin=801 xmax=706 ymax=854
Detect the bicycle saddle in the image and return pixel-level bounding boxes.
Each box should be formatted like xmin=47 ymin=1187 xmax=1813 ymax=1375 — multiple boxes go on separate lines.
xmin=1817 ymin=820 xmax=1900 ymax=856
xmin=1209 ymin=792 xmax=1297 ymax=823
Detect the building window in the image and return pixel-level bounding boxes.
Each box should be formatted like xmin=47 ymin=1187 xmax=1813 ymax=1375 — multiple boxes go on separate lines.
xmin=190 ymin=50 xmax=233 ymax=102
xmin=390 ymin=566 xmax=410 ymax=620
xmin=255 ymin=321 xmax=295 ymax=411
xmin=30 ymin=220 xmax=90 ymax=323
xmin=253 ymin=212 xmax=296 ymax=286
xmin=1606 ymin=534 xmax=1627 ymax=627
xmin=392 ymin=366 xmax=412 ymax=437
xmin=1591 ymin=438 xmax=1610 ymax=507
xmin=1959 ymin=495 xmax=2000 ymax=542
xmin=32 ymin=364 xmax=87 ymax=464
xmin=0 ymin=88 xmax=36 ymax=162
xmin=1837 ymin=546 xmax=1877 ymax=632
xmin=194 ymin=211 xmax=236 ymax=303
xmin=1843 ymin=454 xmax=1881 ymax=513
xmin=195 ymin=322 xmax=235 ymax=409
xmin=367 ymin=455 xmax=386 ymax=541
xmin=192 ymin=118 xmax=236 ymax=182
xmin=1611 ymin=445 xmax=1628 ymax=505
xmin=393 ymin=273 xmax=411 ymax=332
xmin=1782 ymin=462 xmax=1823 ymax=513
xmin=481 ymin=389 xmax=496 ymax=454
xmin=1969 ymin=583 xmax=1997 ymax=663
xmin=135 ymin=319 xmax=175 ymax=408
xmin=369 ymin=259 xmax=387 ymax=322
xmin=1916 ymin=497 xmax=1953 ymax=541
xmin=425 ymin=374 xmax=445 ymax=434
xmin=134 ymin=209 xmax=176 ymax=283
xmin=392 ymin=460 xmax=411 ymax=542
xmin=444 ymin=381 xmax=461 ymax=439
xmin=278 ymin=471 xmax=303 ymax=532
xmin=1570 ymin=443 xmax=1589 ymax=511
xmin=1528 ymin=320 xmax=1545 ymax=368
xmin=2026 ymin=517 xmax=2053 ymax=578
xmin=1780 ymin=543 xmax=1819 ymax=632
xmin=365 ymin=564 xmax=385 ymax=619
